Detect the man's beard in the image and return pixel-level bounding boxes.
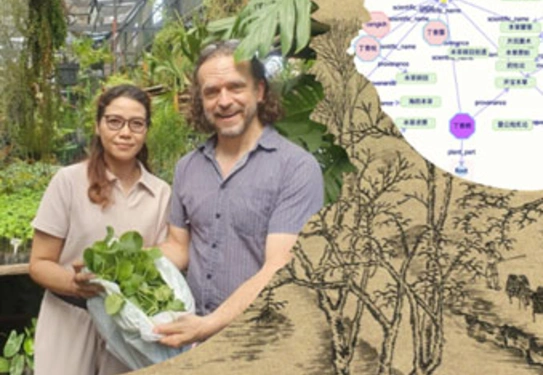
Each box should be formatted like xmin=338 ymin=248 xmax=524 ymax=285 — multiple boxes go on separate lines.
xmin=217 ymin=121 xmax=247 ymax=138
xmin=208 ymin=106 xmax=258 ymax=138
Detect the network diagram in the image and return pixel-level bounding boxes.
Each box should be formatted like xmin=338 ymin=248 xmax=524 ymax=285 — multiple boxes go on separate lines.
xmin=348 ymin=0 xmax=543 ymax=190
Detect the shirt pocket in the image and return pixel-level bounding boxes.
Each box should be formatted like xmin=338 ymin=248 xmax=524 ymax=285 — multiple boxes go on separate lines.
xmin=229 ymin=186 xmax=275 ymax=238
xmin=182 ymin=186 xmax=216 ymax=232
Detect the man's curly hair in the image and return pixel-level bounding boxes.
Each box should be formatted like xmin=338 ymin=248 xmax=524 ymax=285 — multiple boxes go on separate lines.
xmin=188 ymin=40 xmax=283 ymax=134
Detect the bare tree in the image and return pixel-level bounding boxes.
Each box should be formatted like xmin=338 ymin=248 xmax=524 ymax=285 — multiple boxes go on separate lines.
xmin=287 ymin=146 xmax=413 ymax=375
xmin=401 ymin=162 xmax=453 ymax=375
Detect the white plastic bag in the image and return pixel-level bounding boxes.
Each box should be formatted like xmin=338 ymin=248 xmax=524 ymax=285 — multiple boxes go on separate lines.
xmin=87 ymin=255 xmax=195 ymax=370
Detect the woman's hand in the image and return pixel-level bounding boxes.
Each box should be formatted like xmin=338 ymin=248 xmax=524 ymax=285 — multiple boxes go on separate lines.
xmin=71 ymin=261 xmax=103 ymax=298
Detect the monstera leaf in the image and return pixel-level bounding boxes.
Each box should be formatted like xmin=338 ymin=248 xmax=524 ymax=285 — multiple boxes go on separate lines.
xmin=275 ymin=74 xmax=356 ymax=205
xmin=207 ymin=0 xmax=328 ymax=61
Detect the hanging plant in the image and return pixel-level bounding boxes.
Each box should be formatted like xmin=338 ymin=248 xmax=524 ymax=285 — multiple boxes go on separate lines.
xmin=71 ymin=37 xmax=113 ymax=71
xmin=11 ymin=0 xmax=67 ymax=160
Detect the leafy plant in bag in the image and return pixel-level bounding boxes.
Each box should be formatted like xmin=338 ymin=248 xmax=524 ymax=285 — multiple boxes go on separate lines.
xmin=83 ymin=227 xmax=186 ymax=316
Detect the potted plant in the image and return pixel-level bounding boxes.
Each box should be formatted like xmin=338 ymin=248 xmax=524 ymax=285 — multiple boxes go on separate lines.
xmin=0 ymin=319 xmax=35 ymax=375
xmin=57 ymin=62 xmax=80 ymax=87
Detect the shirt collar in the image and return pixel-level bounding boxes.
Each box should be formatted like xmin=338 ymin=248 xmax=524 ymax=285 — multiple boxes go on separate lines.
xmin=257 ymin=125 xmax=280 ymax=151
xmin=198 ymin=125 xmax=280 ymax=158
xmin=105 ymin=161 xmax=158 ymax=196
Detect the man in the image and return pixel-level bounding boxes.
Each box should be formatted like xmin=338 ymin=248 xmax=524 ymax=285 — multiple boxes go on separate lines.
xmin=155 ymin=40 xmax=324 ymax=347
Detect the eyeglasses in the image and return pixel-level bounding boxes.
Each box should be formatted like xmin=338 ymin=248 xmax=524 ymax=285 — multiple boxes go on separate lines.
xmin=103 ymin=114 xmax=148 ymax=134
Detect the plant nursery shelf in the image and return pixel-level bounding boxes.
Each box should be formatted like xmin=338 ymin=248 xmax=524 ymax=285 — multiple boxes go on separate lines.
xmin=0 ymin=263 xmax=29 ymax=276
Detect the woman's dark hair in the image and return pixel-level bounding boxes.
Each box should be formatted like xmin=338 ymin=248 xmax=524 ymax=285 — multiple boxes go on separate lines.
xmin=88 ymin=84 xmax=152 ymax=208
xmin=188 ymin=40 xmax=283 ymax=133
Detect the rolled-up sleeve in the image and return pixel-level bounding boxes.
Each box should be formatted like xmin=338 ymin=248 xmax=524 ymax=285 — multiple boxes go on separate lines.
xmin=267 ymin=154 xmax=324 ymax=234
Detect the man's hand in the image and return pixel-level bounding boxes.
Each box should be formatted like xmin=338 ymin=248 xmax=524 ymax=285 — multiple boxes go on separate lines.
xmin=154 ymin=314 xmax=214 ymax=348
xmin=155 ymin=234 xmax=298 ymax=347
xmin=71 ymin=261 xmax=102 ymax=299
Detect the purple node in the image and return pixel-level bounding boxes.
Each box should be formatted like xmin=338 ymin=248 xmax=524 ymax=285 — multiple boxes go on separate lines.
xmin=450 ymin=113 xmax=475 ymax=139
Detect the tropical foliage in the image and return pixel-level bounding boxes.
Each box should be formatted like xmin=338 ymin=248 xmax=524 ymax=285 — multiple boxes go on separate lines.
xmin=71 ymin=37 xmax=113 ymax=71
xmin=0 ymin=318 xmax=36 ymax=375
xmin=0 ymin=161 xmax=57 ymax=252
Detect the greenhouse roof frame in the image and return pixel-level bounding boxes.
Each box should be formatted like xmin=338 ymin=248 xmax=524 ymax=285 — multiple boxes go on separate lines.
xmin=65 ymin=0 xmax=152 ymax=35
xmin=64 ymin=0 xmax=203 ymax=36
xmin=63 ymin=0 xmax=202 ymax=66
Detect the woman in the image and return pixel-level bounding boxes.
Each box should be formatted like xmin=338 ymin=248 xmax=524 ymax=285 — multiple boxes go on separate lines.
xmin=29 ymin=84 xmax=171 ymax=375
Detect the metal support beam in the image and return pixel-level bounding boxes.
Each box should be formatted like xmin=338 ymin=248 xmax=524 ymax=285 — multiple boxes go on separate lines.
xmin=64 ymin=0 xmax=203 ymax=68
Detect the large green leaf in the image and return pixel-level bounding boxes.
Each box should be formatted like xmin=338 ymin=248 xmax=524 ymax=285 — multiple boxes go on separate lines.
xmin=0 ymin=357 xmax=9 ymax=373
xmin=240 ymin=0 xmax=312 ymax=61
xmin=83 ymin=250 xmax=106 ymax=274
xmin=118 ymin=231 xmax=143 ymax=253
xmin=293 ymin=0 xmax=311 ymax=53
xmin=276 ymin=74 xmax=356 ymax=205
xmin=154 ymin=285 xmax=173 ymax=302
xmin=146 ymin=247 xmax=163 ymax=260
xmin=317 ymin=142 xmax=357 ymax=204
xmin=281 ymin=74 xmax=323 ymax=116
xmin=167 ymin=299 xmax=186 ymax=312
xmin=9 ymin=354 xmax=23 ymax=375
xmin=25 ymin=357 xmax=33 ymax=371
xmin=275 ymin=115 xmax=326 ymax=152
xmin=83 ymin=249 xmax=94 ymax=272
xmin=22 ymin=337 xmax=33 ymax=357
xmin=105 ymin=293 xmax=125 ymax=315
xmin=121 ymin=274 xmax=144 ymax=297
xmin=279 ymin=0 xmax=296 ymax=55
xmin=206 ymin=16 xmax=239 ymax=41
xmin=2 ymin=332 xmax=23 ymax=359
xmin=206 ymin=0 xmax=314 ymax=61
xmin=117 ymin=259 xmax=134 ymax=282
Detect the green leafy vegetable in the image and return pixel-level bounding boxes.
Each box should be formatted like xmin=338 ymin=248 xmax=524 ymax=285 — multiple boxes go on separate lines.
xmin=3 ymin=332 xmax=24 ymax=359
xmin=0 ymin=357 xmax=9 ymax=373
xmin=83 ymin=227 xmax=186 ymax=316
xmin=22 ymin=337 xmax=33 ymax=357
xmin=9 ymin=355 xmax=23 ymax=375
xmin=105 ymin=294 xmax=125 ymax=315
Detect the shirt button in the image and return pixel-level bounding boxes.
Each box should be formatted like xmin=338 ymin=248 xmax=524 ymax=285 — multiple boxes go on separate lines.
xmin=204 ymin=303 xmax=211 ymax=310
xmin=215 ymin=213 xmax=221 ymax=219
xmin=206 ymin=274 xmax=212 ymax=280
xmin=211 ymin=243 xmax=217 ymax=248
